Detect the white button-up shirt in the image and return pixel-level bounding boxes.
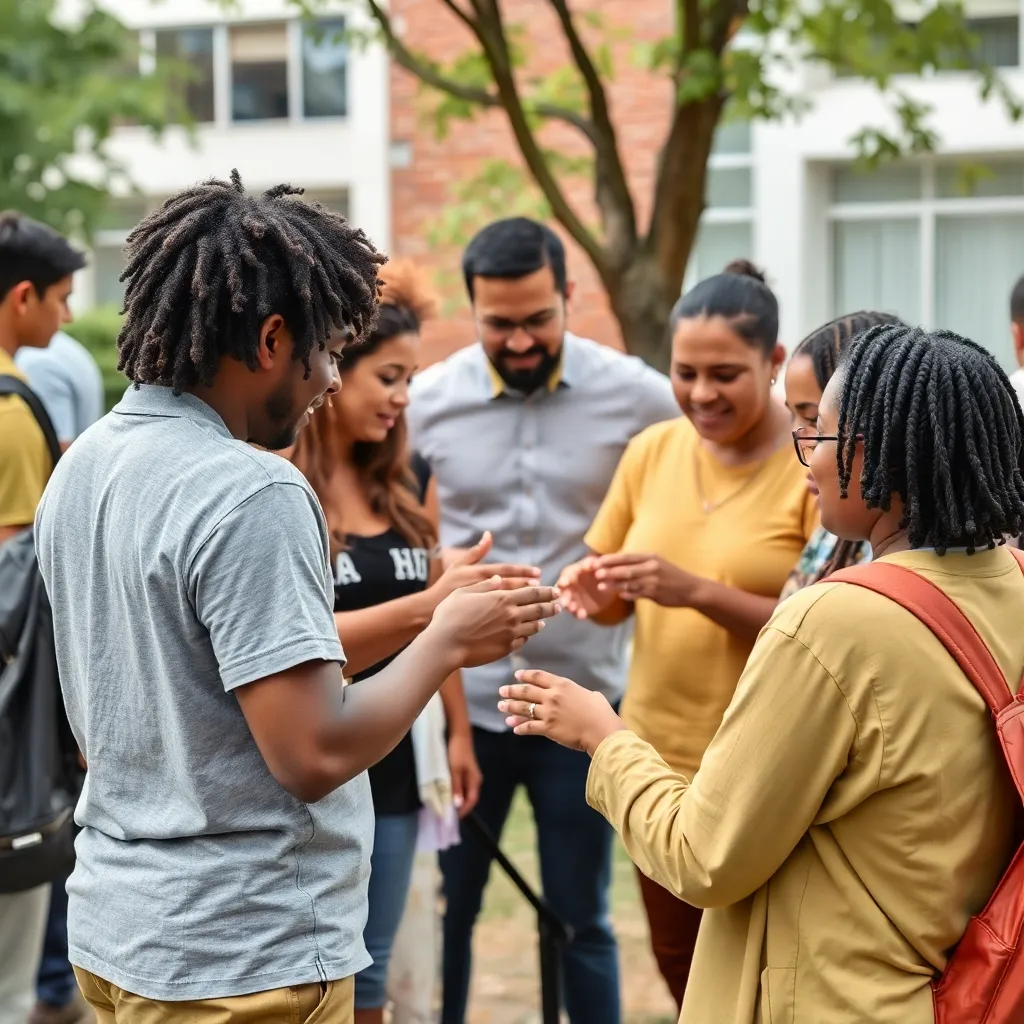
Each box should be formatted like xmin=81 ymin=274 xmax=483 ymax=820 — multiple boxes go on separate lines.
xmin=408 ymin=333 xmax=680 ymax=730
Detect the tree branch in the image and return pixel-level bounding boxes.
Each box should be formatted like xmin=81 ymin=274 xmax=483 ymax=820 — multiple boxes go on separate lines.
xmin=545 ymin=0 xmax=636 ymax=258
xmin=362 ymin=0 xmax=598 ymax=142
xmin=437 ymin=0 xmax=476 ymax=32
xmin=464 ymin=0 xmax=608 ymax=275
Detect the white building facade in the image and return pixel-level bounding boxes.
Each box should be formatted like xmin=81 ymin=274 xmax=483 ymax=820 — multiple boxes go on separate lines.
xmin=691 ymin=0 xmax=1024 ymax=371
xmin=71 ymin=0 xmax=390 ymax=314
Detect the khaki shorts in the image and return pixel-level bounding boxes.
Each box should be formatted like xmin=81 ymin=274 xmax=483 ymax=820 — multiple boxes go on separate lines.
xmin=74 ymin=968 xmax=354 ymax=1024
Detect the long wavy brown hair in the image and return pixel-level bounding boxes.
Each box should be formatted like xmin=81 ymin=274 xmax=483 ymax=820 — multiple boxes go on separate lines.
xmin=290 ymin=261 xmax=439 ymax=553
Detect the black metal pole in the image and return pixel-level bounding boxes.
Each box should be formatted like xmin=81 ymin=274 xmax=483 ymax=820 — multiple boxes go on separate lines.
xmin=464 ymin=811 xmax=572 ymax=1020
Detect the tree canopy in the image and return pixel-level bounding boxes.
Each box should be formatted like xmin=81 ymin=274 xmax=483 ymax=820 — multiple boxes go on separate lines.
xmin=0 ymin=0 xmax=182 ymax=236
xmin=325 ymin=0 xmax=1021 ymax=366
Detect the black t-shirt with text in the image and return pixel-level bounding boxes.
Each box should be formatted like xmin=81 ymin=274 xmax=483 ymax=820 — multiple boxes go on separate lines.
xmin=333 ymin=454 xmax=432 ymax=816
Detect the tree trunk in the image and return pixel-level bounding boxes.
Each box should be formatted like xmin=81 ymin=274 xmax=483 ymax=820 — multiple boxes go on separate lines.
xmin=605 ymin=252 xmax=679 ymax=372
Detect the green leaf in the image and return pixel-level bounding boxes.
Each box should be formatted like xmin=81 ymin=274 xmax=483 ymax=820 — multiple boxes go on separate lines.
xmin=0 ymin=0 xmax=184 ymax=237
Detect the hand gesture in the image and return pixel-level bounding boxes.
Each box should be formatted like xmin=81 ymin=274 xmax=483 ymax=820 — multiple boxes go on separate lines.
xmin=431 ymin=532 xmax=541 ymax=606
xmin=556 ymin=556 xmax=617 ymax=620
xmin=592 ymin=553 xmax=697 ymax=607
xmin=497 ymin=670 xmax=626 ymax=755
xmin=430 ymin=578 xmax=561 ymax=668
xmin=447 ymin=732 xmax=483 ymax=817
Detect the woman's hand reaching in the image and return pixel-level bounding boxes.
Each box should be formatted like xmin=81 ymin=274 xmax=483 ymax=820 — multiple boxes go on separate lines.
xmin=556 ymin=557 xmax=619 ymax=620
xmin=497 ymin=670 xmax=626 ymax=756
xmin=430 ymin=532 xmax=541 ymax=607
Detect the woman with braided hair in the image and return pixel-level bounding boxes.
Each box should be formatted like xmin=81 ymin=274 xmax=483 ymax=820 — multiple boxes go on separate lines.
xmin=498 ymin=323 xmax=1024 ymax=1023
xmin=778 ymin=310 xmax=904 ymax=599
xmin=33 ymin=172 xmax=561 ymax=1024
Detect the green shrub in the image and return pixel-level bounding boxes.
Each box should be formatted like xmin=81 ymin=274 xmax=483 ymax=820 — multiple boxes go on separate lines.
xmin=64 ymin=305 xmax=124 ymax=411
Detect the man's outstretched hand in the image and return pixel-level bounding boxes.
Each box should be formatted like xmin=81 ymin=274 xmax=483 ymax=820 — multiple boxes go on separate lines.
xmin=429 ymin=578 xmax=561 ymax=668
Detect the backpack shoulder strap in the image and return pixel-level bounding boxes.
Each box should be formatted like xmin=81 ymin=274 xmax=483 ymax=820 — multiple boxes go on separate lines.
xmin=830 ymin=560 xmax=1015 ymax=715
xmin=0 ymin=374 xmax=61 ymax=472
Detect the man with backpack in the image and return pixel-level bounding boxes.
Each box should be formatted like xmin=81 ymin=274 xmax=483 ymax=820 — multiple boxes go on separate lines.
xmin=0 ymin=212 xmax=86 ymax=1023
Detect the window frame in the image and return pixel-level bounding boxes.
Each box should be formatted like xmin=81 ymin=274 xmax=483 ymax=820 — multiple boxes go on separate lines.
xmin=827 ymin=159 xmax=1024 ymax=332
xmin=682 ymin=128 xmax=756 ymax=290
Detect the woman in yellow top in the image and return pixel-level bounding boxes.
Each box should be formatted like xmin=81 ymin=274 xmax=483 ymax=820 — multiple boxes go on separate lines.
xmin=502 ymin=323 xmax=1024 ymax=1024
xmin=557 ymin=260 xmax=817 ymax=1009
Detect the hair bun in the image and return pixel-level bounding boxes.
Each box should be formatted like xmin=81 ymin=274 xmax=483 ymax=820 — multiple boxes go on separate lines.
xmin=378 ymin=260 xmax=440 ymax=323
xmin=722 ymin=258 xmax=767 ymax=285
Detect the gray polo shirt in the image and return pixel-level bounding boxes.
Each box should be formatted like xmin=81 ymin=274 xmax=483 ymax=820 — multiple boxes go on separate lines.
xmin=34 ymin=385 xmax=372 ymax=1001
xmin=408 ymin=333 xmax=680 ymax=729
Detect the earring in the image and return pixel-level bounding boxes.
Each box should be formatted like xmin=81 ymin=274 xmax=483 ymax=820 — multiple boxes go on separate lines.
xmin=327 ymin=395 xmax=334 ymax=408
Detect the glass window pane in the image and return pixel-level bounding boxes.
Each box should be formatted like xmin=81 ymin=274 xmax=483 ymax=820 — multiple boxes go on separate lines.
xmin=935 ymin=214 xmax=1024 ymax=371
xmin=689 ymin=222 xmax=754 ymax=282
xmin=96 ymin=199 xmax=147 ymax=232
xmin=93 ymin=245 xmax=128 ymax=309
xmin=966 ymin=16 xmax=1019 ymax=67
xmin=301 ymin=191 xmax=350 ymax=217
xmin=832 ymin=219 xmax=921 ymax=323
xmin=303 ymin=19 xmax=347 ymax=118
xmin=833 ymin=165 xmax=922 ymax=203
xmin=706 ymin=168 xmax=751 ymax=208
xmin=156 ymin=28 xmax=215 ymax=123
xmin=936 ymin=160 xmax=1024 ymax=198
xmin=712 ymin=120 xmax=750 ymax=155
xmin=231 ymin=24 xmax=289 ymax=121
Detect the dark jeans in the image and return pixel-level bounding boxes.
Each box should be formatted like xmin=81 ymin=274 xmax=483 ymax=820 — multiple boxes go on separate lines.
xmin=37 ymin=874 xmax=76 ymax=1009
xmin=440 ymin=726 xmax=620 ymax=1024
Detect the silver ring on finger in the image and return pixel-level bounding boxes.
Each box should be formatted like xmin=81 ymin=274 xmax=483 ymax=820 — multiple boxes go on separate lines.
xmin=527 ymin=702 xmax=537 ymax=720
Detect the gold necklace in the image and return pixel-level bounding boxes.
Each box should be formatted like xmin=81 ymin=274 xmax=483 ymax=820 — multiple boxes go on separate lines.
xmin=694 ymin=446 xmax=775 ymax=514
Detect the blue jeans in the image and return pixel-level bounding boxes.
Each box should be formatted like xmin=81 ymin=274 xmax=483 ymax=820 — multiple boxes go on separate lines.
xmin=440 ymin=726 xmax=620 ymax=1024
xmin=354 ymin=811 xmax=420 ymax=1010
xmin=37 ymin=875 xmax=76 ymax=1008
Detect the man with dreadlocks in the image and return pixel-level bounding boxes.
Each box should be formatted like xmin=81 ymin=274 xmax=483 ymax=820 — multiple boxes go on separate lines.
xmin=490 ymin=323 xmax=1024 ymax=1024
xmin=33 ymin=172 xmax=559 ymax=1024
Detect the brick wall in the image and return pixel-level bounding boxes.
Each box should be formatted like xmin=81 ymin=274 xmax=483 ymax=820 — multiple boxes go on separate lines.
xmin=388 ymin=0 xmax=674 ymax=367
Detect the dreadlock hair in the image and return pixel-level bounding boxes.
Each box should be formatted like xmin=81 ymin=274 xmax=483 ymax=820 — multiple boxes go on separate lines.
xmin=835 ymin=323 xmax=1024 ymax=554
xmin=290 ymin=261 xmax=439 ymax=554
xmin=793 ymin=310 xmax=905 ymax=391
xmin=670 ymin=259 xmax=778 ymax=355
xmin=116 ymin=170 xmax=387 ymax=393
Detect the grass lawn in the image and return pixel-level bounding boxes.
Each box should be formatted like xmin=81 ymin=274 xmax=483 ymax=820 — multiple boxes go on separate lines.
xmin=468 ymin=791 xmax=677 ymax=1024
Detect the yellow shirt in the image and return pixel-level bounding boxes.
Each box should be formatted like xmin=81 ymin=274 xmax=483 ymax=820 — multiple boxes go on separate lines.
xmin=0 ymin=349 xmax=51 ymax=528
xmin=587 ymin=547 xmax=1024 ymax=1024
xmin=585 ymin=417 xmax=817 ymax=774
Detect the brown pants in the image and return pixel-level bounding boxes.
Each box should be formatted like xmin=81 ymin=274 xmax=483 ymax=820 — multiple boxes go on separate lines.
xmin=74 ymin=968 xmax=354 ymax=1024
xmin=635 ymin=868 xmax=704 ymax=1012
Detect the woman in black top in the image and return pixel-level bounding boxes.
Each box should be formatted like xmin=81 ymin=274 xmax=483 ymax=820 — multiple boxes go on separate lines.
xmin=289 ymin=262 xmax=539 ymax=1024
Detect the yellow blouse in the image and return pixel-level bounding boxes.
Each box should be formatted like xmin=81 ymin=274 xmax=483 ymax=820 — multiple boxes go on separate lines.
xmin=585 ymin=417 xmax=817 ymax=775
xmin=587 ymin=548 xmax=1024 ymax=1024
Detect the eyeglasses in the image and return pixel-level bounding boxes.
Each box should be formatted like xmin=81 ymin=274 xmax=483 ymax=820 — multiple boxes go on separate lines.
xmin=792 ymin=427 xmax=840 ymax=468
xmin=475 ymin=308 xmax=564 ymax=345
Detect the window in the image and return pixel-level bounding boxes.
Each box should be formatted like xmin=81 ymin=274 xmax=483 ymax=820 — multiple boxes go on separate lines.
xmin=829 ymin=161 xmax=1024 ymax=371
xmin=156 ymin=27 xmax=215 ymax=123
xmin=92 ymin=199 xmax=149 ymax=309
xmin=966 ymin=16 xmax=1019 ymax=67
xmin=832 ymin=220 xmax=921 ymax=323
xmin=685 ymin=120 xmax=754 ymax=286
xmin=303 ymin=19 xmax=348 ymax=118
xmin=300 ymin=191 xmax=350 ymax=218
xmin=231 ymin=23 xmax=289 ymax=121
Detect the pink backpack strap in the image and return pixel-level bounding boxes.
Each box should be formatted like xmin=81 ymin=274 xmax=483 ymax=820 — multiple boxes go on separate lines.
xmin=830 ymin=551 xmax=1024 ymax=716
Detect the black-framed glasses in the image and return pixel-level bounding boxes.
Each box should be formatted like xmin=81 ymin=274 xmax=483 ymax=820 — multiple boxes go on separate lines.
xmin=475 ymin=306 xmax=564 ymax=344
xmin=792 ymin=428 xmax=840 ymax=468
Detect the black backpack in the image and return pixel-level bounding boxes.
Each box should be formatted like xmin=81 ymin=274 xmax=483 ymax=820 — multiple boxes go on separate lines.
xmin=0 ymin=375 xmax=80 ymax=893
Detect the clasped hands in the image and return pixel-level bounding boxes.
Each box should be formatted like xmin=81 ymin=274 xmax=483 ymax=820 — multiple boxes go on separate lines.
xmin=556 ymin=551 xmax=699 ymax=619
